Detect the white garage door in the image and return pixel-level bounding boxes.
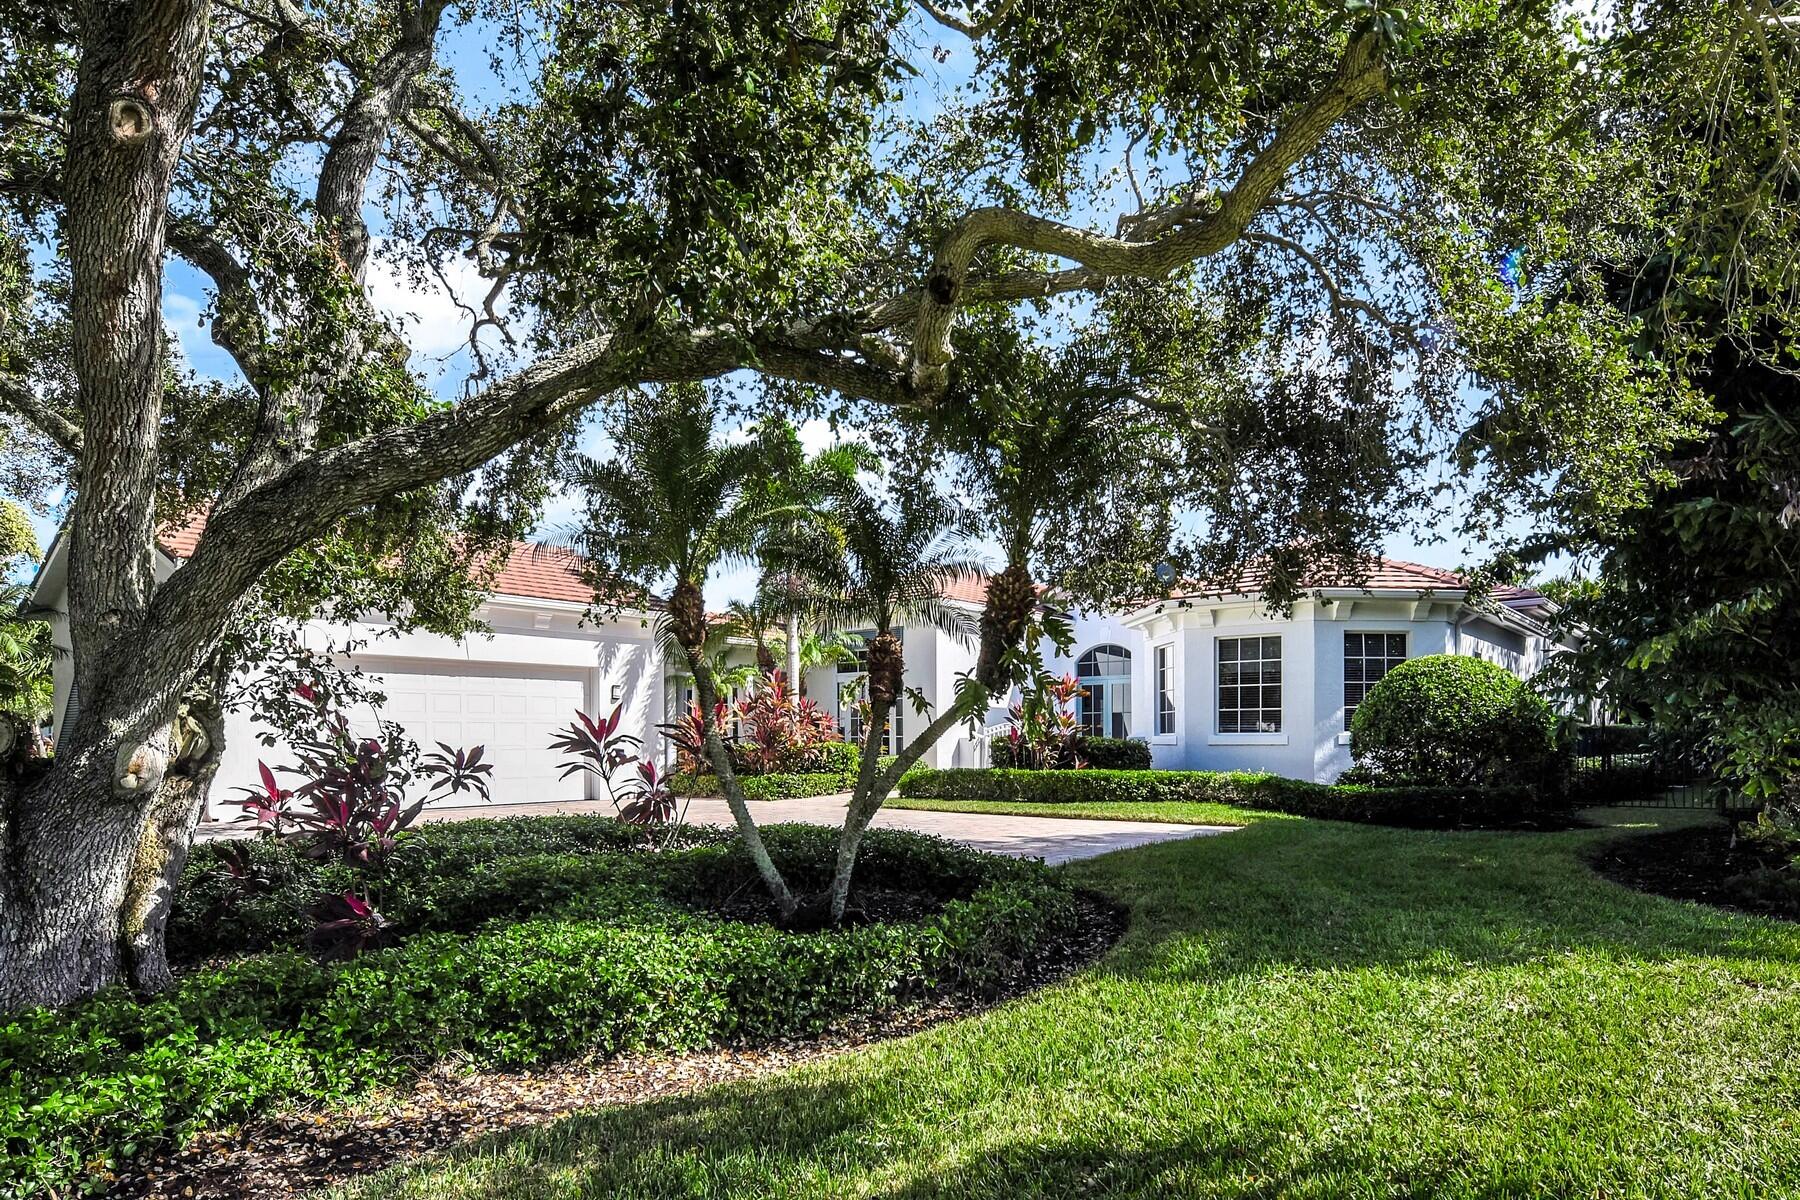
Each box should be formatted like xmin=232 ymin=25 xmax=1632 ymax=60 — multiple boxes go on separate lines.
xmin=360 ymin=660 xmax=589 ymax=807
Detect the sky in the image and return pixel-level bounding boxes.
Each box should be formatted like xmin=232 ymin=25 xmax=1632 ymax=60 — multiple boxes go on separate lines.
xmin=16 ymin=6 xmax=1545 ymax=604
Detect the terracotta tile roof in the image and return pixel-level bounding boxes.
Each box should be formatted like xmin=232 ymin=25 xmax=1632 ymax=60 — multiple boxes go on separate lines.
xmin=939 ymin=573 xmax=996 ymax=605
xmin=1171 ymin=556 xmax=1549 ymax=606
xmin=157 ymin=512 xmax=639 ymax=607
xmin=157 ymin=514 xmax=206 ymax=559
xmin=487 ymin=542 xmax=598 ymax=604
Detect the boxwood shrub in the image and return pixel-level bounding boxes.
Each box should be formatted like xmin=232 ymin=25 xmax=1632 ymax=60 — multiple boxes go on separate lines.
xmin=1350 ymin=654 xmax=1563 ymax=790
xmin=896 ymin=767 xmax=1561 ymax=830
xmin=5 ymin=821 xmax=1077 ymax=1199
xmin=670 ymin=770 xmax=854 ymax=800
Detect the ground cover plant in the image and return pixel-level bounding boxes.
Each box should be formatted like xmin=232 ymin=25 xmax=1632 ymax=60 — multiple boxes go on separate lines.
xmin=336 ymin=810 xmax=1800 ymax=1200
xmin=0 ymin=818 xmax=1081 ymax=1198
xmin=897 ymin=767 xmax=1568 ymax=830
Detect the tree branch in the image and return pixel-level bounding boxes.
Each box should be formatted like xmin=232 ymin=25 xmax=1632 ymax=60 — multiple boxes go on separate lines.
xmin=1244 ymin=229 xmax=1420 ymax=347
xmin=164 ymin=216 xmax=271 ymax=388
xmin=913 ymin=0 xmax=1018 ymax=39
xmin=0 ymin=110 xmax=69 ymax=137
xmin=902 ymin=31 xmax=1389 ymax=399
xmin=0 ymin=375 xmax=81 ymax=455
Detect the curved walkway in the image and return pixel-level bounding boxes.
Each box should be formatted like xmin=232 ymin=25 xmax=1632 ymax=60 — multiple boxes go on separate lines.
xmin=406 ymin=793 xmax=1234 ymax=865
xmin=701 ymin=794 xmax=1232 ymax=863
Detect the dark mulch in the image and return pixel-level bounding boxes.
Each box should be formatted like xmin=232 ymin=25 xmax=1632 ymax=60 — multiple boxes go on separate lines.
xmin=110 ymin=891 xmax=1125 ymax=1200
xmin=1588 ymin=819 xmax=1799 ymax=922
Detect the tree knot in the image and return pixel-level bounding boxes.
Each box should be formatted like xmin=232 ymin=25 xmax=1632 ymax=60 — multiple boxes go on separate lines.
xmin=107 ymin=96 xmax=155 ymax=146
xmin=926 ymin=271 xmax=959 ymax=306
xmin=114 ymin=740 xmax=169 ymax=799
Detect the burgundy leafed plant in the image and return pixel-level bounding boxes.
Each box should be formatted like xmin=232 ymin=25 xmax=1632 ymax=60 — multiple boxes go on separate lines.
xmin=233 ymin=685 xmax=495 ymax=957
xmin=663 ymin=699 xmax=730 ymax=775
xmin=1002 ymin=672 xmax=1088 ymax=770
xmin=552 ymin=703 xmax=689 ymax=845
xmin=548 ymin=703 xmax=640 ymax=790
xmin=306 ymin=891 xmax=393 ymax=960
xmin=618 ymin=759 xmax=679 ymax=826
xmin=730 ymin=672 xmax=841 ymax=775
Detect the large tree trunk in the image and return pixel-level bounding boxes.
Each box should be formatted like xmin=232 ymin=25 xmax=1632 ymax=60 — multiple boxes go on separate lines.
xmin=0 ymin=0 xmax=214 ymax=1013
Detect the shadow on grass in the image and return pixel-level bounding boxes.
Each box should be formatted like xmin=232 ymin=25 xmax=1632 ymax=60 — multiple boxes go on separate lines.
xmin=341 ymin=811 xmax=1800 ymax=1199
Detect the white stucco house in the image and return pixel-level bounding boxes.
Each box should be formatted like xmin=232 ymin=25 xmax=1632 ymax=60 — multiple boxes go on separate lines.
xmin=28 ymin=526 xmax=1560 ymax=809
xmin=1045 ymin=560 xmax=1562 ymax=782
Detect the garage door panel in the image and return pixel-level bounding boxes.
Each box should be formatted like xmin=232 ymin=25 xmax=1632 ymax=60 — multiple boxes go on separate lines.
xmin=355 ymin=661 xmax=587 ymax=807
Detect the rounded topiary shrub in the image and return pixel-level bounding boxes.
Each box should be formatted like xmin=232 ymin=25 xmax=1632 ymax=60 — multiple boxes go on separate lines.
xmin=1350 ymin=654 xmax=1560 ymax=787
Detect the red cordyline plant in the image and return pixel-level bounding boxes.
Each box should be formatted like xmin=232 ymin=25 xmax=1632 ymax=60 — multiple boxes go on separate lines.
xmin=550 ymin=703 xmax=687 ymax=845
xmin=664 ymin=699 xmax=730 ymax=775
xmin=1002 ymin=672 xmax=1088 ymax=770
xmin=730 ymin=672 xmax=840 ymax=775
xmin=233 ymin=686 xmax=494 ymax=957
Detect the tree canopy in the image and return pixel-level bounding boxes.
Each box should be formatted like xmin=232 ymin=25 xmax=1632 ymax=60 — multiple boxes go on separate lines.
xmin=0 ymin=0 xmax=1766 ymax=1007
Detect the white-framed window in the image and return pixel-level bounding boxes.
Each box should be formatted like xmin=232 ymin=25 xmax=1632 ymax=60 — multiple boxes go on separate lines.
xmin=1076 ymin=644 xmax=1132 ymax=738
xmin=1217 ymin=636 xmax=1281 ymax=733
xmin=1154 ymin=644 xmax=1175 ymax=736
xmin=839 ymin=633 xmax=903 ymax=754
xmin=1344 ymin=632 xmax=1407 ymax=730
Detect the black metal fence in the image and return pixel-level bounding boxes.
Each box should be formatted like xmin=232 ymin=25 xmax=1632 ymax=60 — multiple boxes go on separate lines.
xmin=1574 ymin=764 xmax=1719 ymax=810
xmin=1571 ymin=724 xmax=1735 ymax=811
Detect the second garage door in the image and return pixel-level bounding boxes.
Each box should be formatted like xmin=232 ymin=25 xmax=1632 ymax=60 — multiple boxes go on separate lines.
xmin=359 ymin=660 xmax=589 ymax=807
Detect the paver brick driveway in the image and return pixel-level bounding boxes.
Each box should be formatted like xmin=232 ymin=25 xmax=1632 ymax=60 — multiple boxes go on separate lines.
xmin=417 ymin=793 xmax=1234 ymax=865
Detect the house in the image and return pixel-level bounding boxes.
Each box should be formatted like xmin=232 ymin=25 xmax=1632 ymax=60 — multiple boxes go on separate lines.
xmin=28 ymin=529 xmax=1559 ymax=808
xmin=26 ymin=526 xmax=992 ymax=812
xmin=1043 ymin=560 xmax=1563 ymax=782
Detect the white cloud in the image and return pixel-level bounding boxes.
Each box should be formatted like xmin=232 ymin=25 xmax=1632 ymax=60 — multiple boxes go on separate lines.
xmin=363 ymin=243 xmax=530 ymax=388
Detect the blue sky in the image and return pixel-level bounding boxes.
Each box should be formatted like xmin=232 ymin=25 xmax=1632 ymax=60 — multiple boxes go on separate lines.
xmin=17 ymin=8 xmax=1542 ymax=602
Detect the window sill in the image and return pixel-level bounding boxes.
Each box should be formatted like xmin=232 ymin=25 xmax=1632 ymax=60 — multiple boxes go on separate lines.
xmin=1208 ymin=733 xmax=1289 ymax=746
xmin=1336 ymin=731 xmax=1353 ymax=746
xmin=1150 ymin=734 xmax=1179 ymax=746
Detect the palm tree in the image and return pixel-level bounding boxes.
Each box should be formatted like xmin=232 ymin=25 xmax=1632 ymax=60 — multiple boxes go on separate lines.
xmin=755 ymin=428 xmax=870 ymax=690
xmin=0 ymin=582 xmax=53 ymax=729
xmin=564 ymin=384 xmax=806 ymax=915
xmin=725 ymin=596 xmax=779 ymax=676
xmin=806 ymin=480 xmax=988 ymax=922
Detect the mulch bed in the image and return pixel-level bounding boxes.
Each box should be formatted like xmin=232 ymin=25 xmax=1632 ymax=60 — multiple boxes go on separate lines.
xmin=110 ymin=892 xmax=1125 ymax=1200
xmin=1588 ymin=819 xmax=1799 ymax=922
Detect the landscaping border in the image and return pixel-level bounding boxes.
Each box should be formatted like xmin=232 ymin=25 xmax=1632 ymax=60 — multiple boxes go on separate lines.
xmin=896 ymin=767 xmax=1568 ymax=830
xmin=2 ymin=822 xmax=1081 ymax=1199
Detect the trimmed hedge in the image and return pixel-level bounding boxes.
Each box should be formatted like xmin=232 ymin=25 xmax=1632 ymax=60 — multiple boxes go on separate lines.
xmin=990 ymin=736 xmax=1153 ymax=771
xmin=896 ymin=767 xmax=1561 ymax=830
xmin=670 ymin=755 xmax=898 ymax=800
xmin=671 ymin=770 xmax=854 ymax=800
xmin=8 ymin=821 xmax=1077 ymax=1198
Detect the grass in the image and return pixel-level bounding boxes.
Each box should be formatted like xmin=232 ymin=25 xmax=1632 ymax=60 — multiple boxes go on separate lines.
xmin=339 ymin=809 xmax=1800 ymax=1199
xmin=884 ymin=795 xmax=1275 ymax=826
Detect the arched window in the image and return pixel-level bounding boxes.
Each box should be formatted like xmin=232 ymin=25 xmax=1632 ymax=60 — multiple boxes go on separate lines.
xmin=1076 ymin=644 xmax=1132 ymax=738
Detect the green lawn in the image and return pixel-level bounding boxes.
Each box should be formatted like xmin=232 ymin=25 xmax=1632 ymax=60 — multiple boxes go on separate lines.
xmin=885 ymin=795 xmax=1275 ymax=825
xmin=341 ymin=810 xmax=1800 ymax=1199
